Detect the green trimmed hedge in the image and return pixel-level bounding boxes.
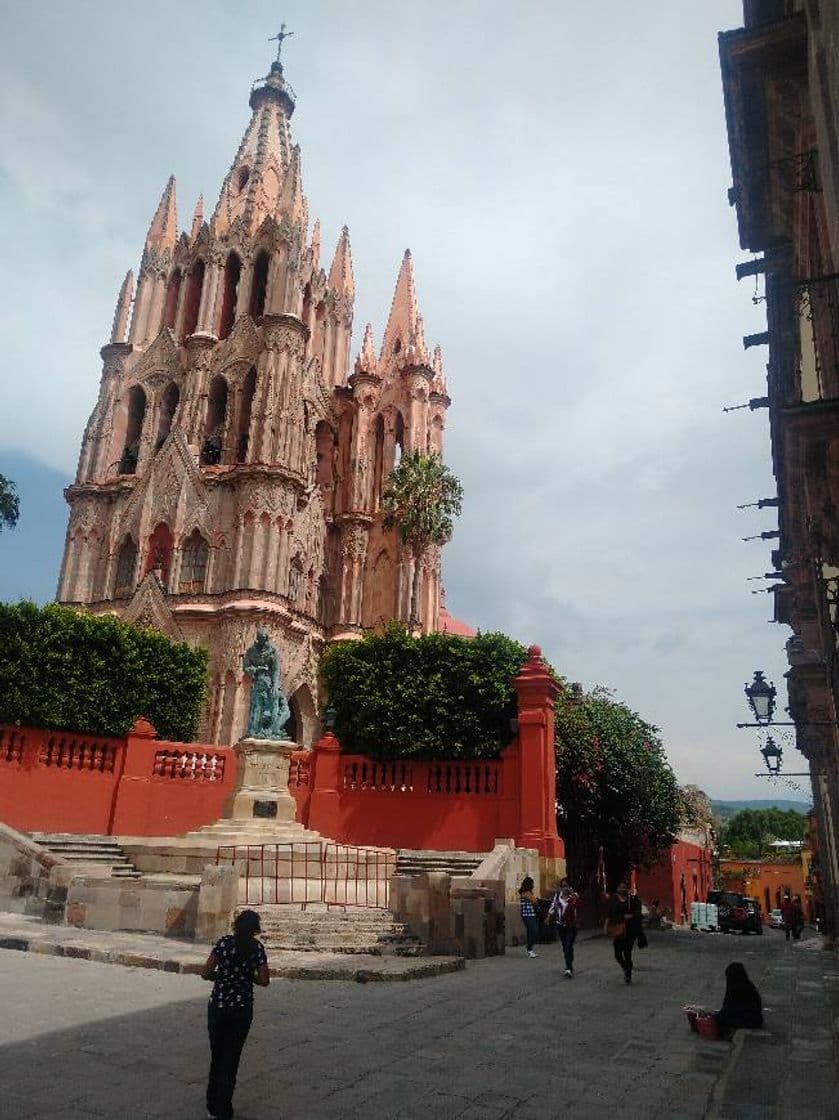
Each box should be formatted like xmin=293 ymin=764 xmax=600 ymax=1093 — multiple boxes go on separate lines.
xmin=318 ymin=623 xmax=529 ymax=761
xmin=0 ymin=602 xmax=208 ymax=741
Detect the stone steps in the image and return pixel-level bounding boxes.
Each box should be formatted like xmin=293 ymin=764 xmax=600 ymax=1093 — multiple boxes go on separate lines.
xmin=396 ymin=849 xmax=486 ymax=878
xmin=30 ymin=834 xmax=142 ymax=879
xmin=257 ymin=904 xmax=424 ymax=956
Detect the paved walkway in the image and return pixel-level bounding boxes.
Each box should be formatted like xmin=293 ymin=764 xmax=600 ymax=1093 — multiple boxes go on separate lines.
xmin=0 ymin=913 xmax=463 ymax=981
xmin=0 ymin=925 xmax=834 ymax=1118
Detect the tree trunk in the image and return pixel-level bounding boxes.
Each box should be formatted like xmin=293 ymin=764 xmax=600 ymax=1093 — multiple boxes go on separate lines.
xmin=409 ymin=548 xmax=423 ymax=627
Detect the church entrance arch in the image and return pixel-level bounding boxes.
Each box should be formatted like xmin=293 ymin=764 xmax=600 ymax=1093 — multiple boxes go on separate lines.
xmin=287 ymin=683 xmax=316 ymax=747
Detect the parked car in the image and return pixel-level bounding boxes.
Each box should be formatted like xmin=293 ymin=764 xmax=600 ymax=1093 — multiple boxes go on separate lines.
xmin=711 ymin=891 xmax=764 ymax=935
xmin=768 ymin=908 xmax=785 ymax=930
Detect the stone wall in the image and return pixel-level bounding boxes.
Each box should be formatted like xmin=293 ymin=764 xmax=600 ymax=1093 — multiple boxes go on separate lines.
xmin=65 ymin=875 xmax=200 ymax=937
xmin=0 ymin=821 xmax=66 ymax=921
xmin=471 ymin=839 xmax=556 ymax=947
xmin=389 ymin=870 xmax=505 ymax=958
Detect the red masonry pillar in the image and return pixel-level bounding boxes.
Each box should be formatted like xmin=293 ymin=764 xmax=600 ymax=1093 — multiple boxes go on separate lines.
xmin=108 ymin=717 xmax=156 ymax=835
xmin=307 ymin=730 xmax=342 ymax=840
xmin=513 ymin=646 xmax=563 ymax=857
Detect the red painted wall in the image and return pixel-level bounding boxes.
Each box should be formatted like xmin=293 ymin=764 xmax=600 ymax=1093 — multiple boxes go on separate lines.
xmin=0 ymin=645 xmax=565 ymax=854
xmin=0 ymin=722 xmax=235 ymax=837
xmin=635 ymin=835 xmax=713 ymax=922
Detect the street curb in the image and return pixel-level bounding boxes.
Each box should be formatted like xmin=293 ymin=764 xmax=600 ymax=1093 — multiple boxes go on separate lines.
xmin=0 ymin=934 xmax=465 ymax=982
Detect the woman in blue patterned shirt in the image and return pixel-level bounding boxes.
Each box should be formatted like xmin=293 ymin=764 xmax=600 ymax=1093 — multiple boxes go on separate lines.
xmin=519 ymin=876 xmax=539 ymax=957
xmin=201 ymin=908 xmax=270 ymax=1120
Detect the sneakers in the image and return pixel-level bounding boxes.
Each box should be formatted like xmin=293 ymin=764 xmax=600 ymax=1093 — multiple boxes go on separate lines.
xmin=526 ymin=949 xmax=538 ymax=958
xmin=564 ymin=968 xmax=573 ymax=978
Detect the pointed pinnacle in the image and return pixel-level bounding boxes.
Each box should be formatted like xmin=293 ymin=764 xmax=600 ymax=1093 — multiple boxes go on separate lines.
xmin=310 ymin=218 xmax=322 ymax=269
xmin=190 ymin=195 xmax=204 ymax=241
xmin=110 ymin=269 xmax=135 ymax=344
xmin=328 ymin=225 xmax=355 ymax=297
xmin=354 ymin=322 xmax=377 ymax=374
xmin=381 ymin=248 xmax=419 ymax=359
xmin=145 ymin=174 xmax=177 ymax=251
xmin=278 ymin=144 xmax=305 ymax=223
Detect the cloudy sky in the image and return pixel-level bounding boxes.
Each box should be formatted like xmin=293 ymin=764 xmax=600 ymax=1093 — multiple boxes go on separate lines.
xmin=0 ymin=1 xmax=801 ymax=801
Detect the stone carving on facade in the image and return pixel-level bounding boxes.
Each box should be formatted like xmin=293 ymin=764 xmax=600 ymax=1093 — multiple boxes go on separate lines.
xmin=122 ymin=574 xmax=184 ymax=640
xmin=263 ymin=320 xmax=305 ymax=358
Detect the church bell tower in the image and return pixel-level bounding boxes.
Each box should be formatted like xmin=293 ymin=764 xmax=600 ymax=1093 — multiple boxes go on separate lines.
xmin=57 ymin=41 xmax=452 ymax=745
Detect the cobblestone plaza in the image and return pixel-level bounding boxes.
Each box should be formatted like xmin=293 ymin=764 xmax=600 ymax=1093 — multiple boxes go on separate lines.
xmin=1 ymin=929 xmax=835 ymax=1119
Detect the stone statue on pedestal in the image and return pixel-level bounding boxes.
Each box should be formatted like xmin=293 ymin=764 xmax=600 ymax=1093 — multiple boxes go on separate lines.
xmin=242 ymin=626 xmax=291 ymax=739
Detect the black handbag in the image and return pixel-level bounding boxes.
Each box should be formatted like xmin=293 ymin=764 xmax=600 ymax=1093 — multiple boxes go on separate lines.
xmin=637 ymin=927 xmax=648 ymax=949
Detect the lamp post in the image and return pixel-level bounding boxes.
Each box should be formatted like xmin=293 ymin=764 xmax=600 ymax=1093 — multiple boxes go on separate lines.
xmin=760 ymin=736 xmax=783 ymax=774
xmin=744 ymin=670 xmax=777 ymax=724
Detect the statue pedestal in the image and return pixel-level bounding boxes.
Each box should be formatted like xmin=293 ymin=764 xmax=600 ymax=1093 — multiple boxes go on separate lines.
xmin=225 ymin=738 xmax=298 ymax=824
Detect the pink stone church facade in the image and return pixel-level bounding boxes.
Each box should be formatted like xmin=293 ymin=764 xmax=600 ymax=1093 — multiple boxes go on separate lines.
xmin=57 ymin=56 xmax=453 ymax=747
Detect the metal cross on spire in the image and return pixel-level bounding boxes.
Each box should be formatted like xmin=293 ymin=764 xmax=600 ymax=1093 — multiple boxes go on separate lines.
xmin=269 ymin=23 xmax=294 ymax=64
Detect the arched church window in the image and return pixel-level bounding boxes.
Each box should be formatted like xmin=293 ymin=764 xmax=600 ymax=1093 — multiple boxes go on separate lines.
xmin=163 ymin=268 xmax=182 ymax=331
xmin=155 ymin=382 xmax=180 ymax=452
xmin=372 ymin=414 xmax=385 ymax=508
xmin=119 ymin=385 xmax=146 ymax=474
xmin=201 ymin=376 xmax=228 ymax=465
xmin=218 ymin=252 xmax=242 ymax=340
xmin=249 ymin=250 xmax=270 ymax=321
xmin=393 ymin=410 xmax=404 ymax=468
xmin=302 ymin=282 xmax=312 ymax=327
xmin=288 ymin=555 xmax=304 ymax=603
xmin=237 ymin=367 xmax=257 ymax=463
xmin=236 ymin=166 xmax=250 ymax=193
xmin=181 ymin=259 xmax=205 ymax=340
xmin=315 ymin=421 xmax=334 ymax=491
xmin=114 ymin=536 xmax=137 ymax=598
xmin=144 ymin=522 xmax=174 ymax=587
xmin=179 ymin=529 xmax=209 ymax=594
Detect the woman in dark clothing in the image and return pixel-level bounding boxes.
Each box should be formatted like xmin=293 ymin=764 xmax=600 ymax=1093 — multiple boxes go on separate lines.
xmin=715 ymin=961 xmax=763 ymax=1040
xmin=607 ymin=882 xmax=642 ymax=984
xmin=202 ymin=909 xmax=270 ymax=1120
xmin=519 ymin=876 xmax=540 ymax=958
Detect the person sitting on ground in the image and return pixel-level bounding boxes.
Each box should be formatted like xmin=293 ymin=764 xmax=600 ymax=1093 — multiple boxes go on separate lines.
xmin=715 ymin=961 xmax=763 ymax=1040
xmin=519 ymin=875 xmax=540 ymax=958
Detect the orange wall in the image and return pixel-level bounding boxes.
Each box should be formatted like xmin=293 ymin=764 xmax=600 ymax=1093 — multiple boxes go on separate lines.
xmin=718 ymin=858 xmax=807 ymax=913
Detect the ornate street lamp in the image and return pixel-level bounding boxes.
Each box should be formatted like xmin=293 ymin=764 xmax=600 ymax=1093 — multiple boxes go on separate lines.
xmin=744 ymin=670 xmax=777 ymax=724
xmin=324 ymin=705 xmax=337 ymax=731
xmin=760 ymin=736 xmax=783 ymax=774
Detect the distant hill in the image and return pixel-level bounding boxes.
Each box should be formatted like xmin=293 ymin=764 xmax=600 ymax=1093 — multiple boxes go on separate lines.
xmin=711 ymin=799 xmax=811 ymax=822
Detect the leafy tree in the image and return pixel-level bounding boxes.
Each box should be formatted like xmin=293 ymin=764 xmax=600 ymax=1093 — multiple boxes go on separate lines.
xmin=720 ymin=807 xmax=807 ymax=858
xmin=678 ymin=784 xmax=715 ymax=829
xmin=319 ymin=623 xmax=526 ymax=761
xmin=0 ymin=601 xmax=207 ymax=740
xmin=554 ymin=686 xmax=681 ymax=891
xmin=381 ymin=450 xmax=463 ymax=623
xmin=0 ymin=474 xmax=20 ymax=532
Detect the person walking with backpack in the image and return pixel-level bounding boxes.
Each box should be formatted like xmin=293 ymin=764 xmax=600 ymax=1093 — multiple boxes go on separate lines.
xmin=201 ymin=908 xmax=270 ymax=1120
xmin=549 ymin=878 xmax=579 ymax=977
xmin=519 ymin=875 xmax=540 ymax=958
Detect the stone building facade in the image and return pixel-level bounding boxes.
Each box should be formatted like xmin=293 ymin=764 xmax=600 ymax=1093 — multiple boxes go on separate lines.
xmin=719 ymin=0 xmax=839 ymax=935
xmin=56 ymin=55 xmax=451 ymax=747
